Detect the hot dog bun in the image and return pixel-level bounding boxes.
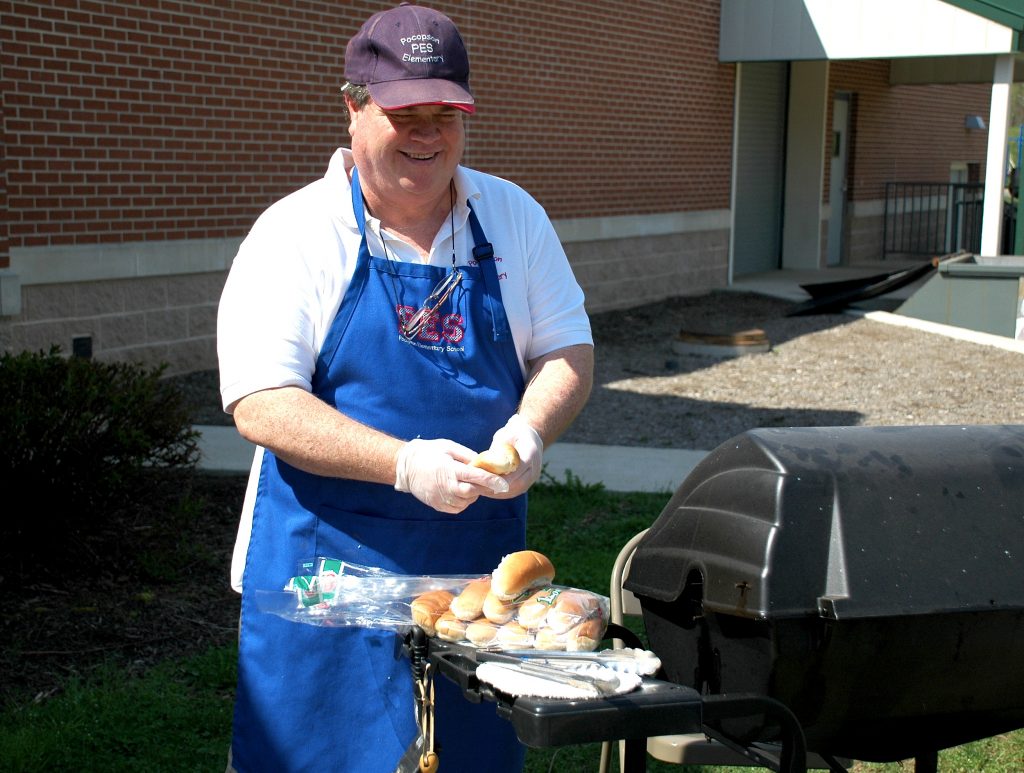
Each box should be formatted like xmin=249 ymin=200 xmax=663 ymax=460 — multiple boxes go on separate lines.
xmin=565 ymin=616 xmax=605 ymax=652
xmin=465 ymin=619 xmax=499 ymax=647
xmin=470 ymin=443 xmax=521 ymax=475
xmin=435 ymin=611 xmax=469 ymax=643
xmin=482 ymin=591 xmax=518 ymax=624
xmin=496 ymin=621 xmax=534 ymax=649
xmin=450 ymin=577 xmax=491 ymax=621
xmin=546 ymin=589 xmax=601 ymax=634
xmin=516 ymin=587 xmax=558 ymax=629
xmin=533 ymin=626 xmax=567 ymax=651
xmin=491 ymin=550 xmax=555 ymax=600
xmin=410 ymin=590 xmax=453 ymax=637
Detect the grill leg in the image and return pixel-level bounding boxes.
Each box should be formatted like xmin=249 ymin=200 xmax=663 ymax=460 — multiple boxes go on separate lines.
xmin=621 ymin=738 xmax=647 ymax=773
xmin=914 ymin=750 xmax=938 ymax=773
xmin=701 ymin=693 xmax=808 ymax=773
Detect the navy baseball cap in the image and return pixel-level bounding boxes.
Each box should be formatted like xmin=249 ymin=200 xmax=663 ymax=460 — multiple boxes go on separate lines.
xmin=344 ymin=3 xmax=475 ymax=113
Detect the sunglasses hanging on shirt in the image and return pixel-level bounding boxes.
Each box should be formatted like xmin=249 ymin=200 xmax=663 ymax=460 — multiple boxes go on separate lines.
xmin=376 ymin=181 xmax=462 ymax=340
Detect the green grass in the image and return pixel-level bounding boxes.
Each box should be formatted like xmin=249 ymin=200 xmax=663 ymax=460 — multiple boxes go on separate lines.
xmin=0 ymin=647 xmax=236 ymax=772
xmin=2 ymin=475 xmax=1022 ymax=772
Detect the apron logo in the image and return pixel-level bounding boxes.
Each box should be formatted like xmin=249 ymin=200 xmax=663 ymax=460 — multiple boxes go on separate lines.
xmin=396 ymin=306 xmax=465 ymax=346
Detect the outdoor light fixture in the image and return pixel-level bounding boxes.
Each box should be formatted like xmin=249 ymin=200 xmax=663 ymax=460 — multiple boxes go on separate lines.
xmin=965 ymin=114 xmax=986 ymax=130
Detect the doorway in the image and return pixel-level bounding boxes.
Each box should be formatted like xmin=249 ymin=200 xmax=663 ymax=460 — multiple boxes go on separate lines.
xmin=827 ymin=92 xmax=851 ymax=266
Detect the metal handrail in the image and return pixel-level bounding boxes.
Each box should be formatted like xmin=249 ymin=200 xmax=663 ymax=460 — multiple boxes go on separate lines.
xmin=883 ymin=181 xmax=985 ymax=259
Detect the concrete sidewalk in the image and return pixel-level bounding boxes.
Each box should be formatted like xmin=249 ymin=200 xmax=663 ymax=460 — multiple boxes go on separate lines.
xmin=194 ymin=424 xmax=707 ymax=494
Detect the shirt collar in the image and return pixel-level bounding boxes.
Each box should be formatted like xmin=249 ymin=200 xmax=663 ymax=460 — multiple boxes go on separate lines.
xmin=328 ymin=147 xmax=481 ymax=233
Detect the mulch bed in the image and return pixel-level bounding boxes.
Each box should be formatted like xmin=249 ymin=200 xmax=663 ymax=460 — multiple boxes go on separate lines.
xmin=0 ymin=470 xmax=246 ymax=709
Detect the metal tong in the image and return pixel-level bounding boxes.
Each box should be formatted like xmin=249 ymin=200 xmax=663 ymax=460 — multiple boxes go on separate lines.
xmin=475 ymin=650 xmax=622 ymax=695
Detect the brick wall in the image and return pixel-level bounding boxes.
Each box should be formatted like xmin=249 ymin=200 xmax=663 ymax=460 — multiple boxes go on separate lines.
xmin=457 ymin=0 xmax=734 ymax=218
xmin=1 ymin=1 xmax=735 ymax=372
xmin=5 ymin=2 xmax=998 ymax=373
xmin=825 ymin=60 xmax=992 ymax=262
xmin=2 ymin=0 xmax=731 ymax=254
xmin=828 ymin=60 xmax=991 ymax=202
xmin=1 ymin=1 xmax=352 ymax=252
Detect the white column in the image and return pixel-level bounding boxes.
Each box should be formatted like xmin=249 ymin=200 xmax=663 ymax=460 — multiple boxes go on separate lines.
xmin=782 ymin=60 xmax=829 ymax=268
xmin=980 ymin=54 xmax=1013 ymax=256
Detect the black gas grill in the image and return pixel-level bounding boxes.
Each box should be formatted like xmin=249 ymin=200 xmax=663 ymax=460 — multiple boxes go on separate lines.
xmin=417 ymin=424 xmax=1024 ymax=772
xmin=624 ymin=424 xmax=1024 ymax=766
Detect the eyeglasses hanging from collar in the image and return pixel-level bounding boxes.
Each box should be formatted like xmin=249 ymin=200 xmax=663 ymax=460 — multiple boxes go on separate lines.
xmin=395 ymin=179 xmax=462 ymax=340
xmin=400 ymin=267 xmax=462 ymax=339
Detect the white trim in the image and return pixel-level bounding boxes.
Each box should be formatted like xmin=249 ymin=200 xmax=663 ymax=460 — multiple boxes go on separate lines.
xmin=8 ymin=213 xmax=731 ymax=288
xmin=0 ymin=272 xmax=22 ymax=315
xmin=552 ymin=209 xmax=731 ymax=243
xmin=727 ymin=63 xmax=743 ymax=284
xmin=981 ymin=54 xmax=1014 ymax=255
xmin=782 ymin=60 xmax=829 ymax=269
xmin=720 ymin=0 xmax=1017 ymax=62
xmin=849 ymin=198 xmax=887 ymax=218
xmin=9 ymin=237 xmax=242 ymax=286
xmin=851 ymin=308 xmax=1024 ymax=353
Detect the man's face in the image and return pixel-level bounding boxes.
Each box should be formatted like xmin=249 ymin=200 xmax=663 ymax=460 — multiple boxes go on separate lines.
xmin=348 ymin=99 xmax=466 ymax=212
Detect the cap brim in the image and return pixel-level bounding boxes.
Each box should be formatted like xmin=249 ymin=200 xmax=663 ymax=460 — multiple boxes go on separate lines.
xmin=368 ymin=79 xmax=475 ymax=114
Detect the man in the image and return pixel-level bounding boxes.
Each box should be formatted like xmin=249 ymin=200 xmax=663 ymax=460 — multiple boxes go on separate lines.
xmin=217 ymin=3 xmax=593 ymax=771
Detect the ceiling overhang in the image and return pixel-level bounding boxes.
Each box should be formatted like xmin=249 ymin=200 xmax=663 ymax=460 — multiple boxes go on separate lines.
xmin=720 ymin=0 xmax=1023 ymax=65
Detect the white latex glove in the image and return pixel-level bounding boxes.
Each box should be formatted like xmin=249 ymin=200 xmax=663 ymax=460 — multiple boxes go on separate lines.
xmin=395 ymin=438 xmax=509 ymax=513
xmin=489 ymin=414 xmax=544 ymax=497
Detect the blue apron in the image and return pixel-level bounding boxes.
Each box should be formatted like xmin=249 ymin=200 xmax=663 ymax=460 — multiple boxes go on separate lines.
xmin=231 ymin=169 xmax=528 ymax=772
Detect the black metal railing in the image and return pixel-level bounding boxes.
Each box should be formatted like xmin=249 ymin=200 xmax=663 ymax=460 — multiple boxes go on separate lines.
xmin=882 ymin=182 xmax=985 ymax=259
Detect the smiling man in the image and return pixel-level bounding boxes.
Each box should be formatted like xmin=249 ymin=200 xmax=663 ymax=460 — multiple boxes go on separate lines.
xmin=216 ymin=3 xmax=593 ymax=772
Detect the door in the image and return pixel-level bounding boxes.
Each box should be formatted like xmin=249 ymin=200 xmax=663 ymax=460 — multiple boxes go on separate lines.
xmin=827 ymin=93 xmax=851 ymax=266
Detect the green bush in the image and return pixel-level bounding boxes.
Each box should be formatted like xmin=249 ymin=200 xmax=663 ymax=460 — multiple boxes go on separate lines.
xmin=0 ymin=347 xmax=200 ymax=570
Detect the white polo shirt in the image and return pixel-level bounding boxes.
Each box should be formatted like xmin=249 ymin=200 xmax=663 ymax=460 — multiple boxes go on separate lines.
xmin=217 ymin=148 xmax=593 ymax=590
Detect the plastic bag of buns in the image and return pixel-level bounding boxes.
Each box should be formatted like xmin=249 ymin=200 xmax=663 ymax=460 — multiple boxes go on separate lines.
xmin=254 ymin=556 xmax=480 ymax=630
xmin=403 ymin=550 xmax=610 ymax=652
xmin=443 ymin=584 xmax=610 ymax=652
xmin=254 ymin=551 xmax=610 ymax=651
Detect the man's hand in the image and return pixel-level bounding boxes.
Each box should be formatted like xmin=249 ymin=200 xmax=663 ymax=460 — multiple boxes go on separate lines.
xmin=395 ymin=438 xmax=510 ymax=513
xmin=487 ymin=414 xmax=543 ymax=498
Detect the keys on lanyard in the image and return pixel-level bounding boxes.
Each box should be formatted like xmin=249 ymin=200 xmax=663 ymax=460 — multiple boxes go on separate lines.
xmin=416 ymin=662 xmax=439 ymax=772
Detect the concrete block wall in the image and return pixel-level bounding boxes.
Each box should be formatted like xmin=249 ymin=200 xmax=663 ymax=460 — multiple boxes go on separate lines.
xmin=571 ymin=229 xmax=730 ymax=312
xmin=0 ymin=269 xmax=224 ymax=373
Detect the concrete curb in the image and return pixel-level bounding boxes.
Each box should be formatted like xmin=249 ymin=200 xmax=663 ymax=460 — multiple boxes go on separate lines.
xmin=848 ymin=309 xmax=1024 ymax=354
xmin=192 ymin=425 xmax=707 ymax=494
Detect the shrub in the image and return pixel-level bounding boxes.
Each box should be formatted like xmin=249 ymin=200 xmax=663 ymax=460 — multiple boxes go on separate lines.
xmin=0 ymin=347 xmax=200 ymax=571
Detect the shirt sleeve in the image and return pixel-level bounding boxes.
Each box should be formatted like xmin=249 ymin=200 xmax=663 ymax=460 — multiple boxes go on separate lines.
xmin=217 ymin=181 xmax=351 ymax=412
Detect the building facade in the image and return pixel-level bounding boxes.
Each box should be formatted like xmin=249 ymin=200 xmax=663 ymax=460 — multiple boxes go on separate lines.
xmin=1 ymin=1 xmax=1018 ymax=373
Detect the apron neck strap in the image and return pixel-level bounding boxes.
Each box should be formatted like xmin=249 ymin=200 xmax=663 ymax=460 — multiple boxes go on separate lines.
xmin=350 ymin=165 xmax=493 ymax=257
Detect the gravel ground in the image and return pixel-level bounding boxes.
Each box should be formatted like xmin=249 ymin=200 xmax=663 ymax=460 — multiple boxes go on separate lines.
xmin=171 ymin=290 xmax=1024 ymax=451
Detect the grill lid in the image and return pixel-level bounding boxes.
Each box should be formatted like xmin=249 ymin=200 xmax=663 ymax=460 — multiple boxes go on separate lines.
xmin=624 ymin=425 xmax=1024 ymax=620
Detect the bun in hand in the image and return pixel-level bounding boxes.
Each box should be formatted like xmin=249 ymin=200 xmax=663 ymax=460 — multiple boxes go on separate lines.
xmin=470 ymin=443 xmax=521 ymax=475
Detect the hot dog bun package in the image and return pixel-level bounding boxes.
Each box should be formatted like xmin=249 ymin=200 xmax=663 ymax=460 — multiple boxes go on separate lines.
xmin=256 ymin=550 xmax=610 ymax=652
